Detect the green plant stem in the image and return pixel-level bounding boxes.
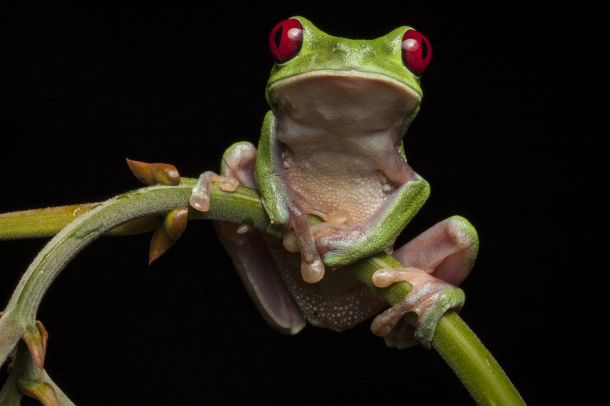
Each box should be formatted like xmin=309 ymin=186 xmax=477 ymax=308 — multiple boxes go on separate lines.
xmin=434 ymin=312 xmax=524 ymax=405
xmin=5 ymin=179 xmax=268 ymax=321
xmin=0 ymin=178 xmax=269 ymax=366
xmin=345 ymin=254 xmax=524 ymax=405
xmin=0 ymin=179 xmax=524 ymax=405
xmin=0 ymin=180 xmax=269 ymax=240
xmin=0 ymin=204 xmax=98 ymax=240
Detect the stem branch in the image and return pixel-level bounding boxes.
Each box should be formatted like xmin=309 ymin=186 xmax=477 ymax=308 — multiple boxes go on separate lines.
xmin=0 ymin=179 xmax=523 ymax=405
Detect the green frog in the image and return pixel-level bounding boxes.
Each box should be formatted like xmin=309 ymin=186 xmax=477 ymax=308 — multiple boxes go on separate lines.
xmin=190 ymin=17 xmax=479 ymax=348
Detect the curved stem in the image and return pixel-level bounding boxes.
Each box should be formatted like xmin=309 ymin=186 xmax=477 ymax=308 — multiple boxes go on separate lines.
xmin=5 ymin=179 xmax=268 ymax=321
xmin=433 ymin=312 xmax=525 ymax=405
xmin=0 ymin=342 xmax=75 ymax=405
xmin=0 ymin=179 xmax=269 ymax=366
xmin=346 ymin=254 xmax=524 ymax=405
xmin=0 ymin=179 xmax=523 ymax=405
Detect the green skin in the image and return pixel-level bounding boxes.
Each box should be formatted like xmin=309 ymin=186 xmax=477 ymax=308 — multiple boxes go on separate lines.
xmin=192 ymin=17 xmax=479 ymax=347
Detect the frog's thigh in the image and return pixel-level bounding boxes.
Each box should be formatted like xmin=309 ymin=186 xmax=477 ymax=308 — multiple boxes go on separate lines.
xmin=393 ymin=215 xmax=479 ymax=286
xmin=215 ymin=142 xmax=306 ymax=334
xmin=215 ymin=221 xmax=306 ymax=335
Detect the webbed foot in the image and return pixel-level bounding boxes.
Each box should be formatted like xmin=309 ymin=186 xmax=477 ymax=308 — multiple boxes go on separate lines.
xmin=371 ymin=216 xmax=478 ymax=348
xmin=370 ymin=267 xmax=464 ymax=348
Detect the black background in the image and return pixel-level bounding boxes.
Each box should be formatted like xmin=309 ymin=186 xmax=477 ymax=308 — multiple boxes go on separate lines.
xmin=0 ymin=3 xmax=593 ymax=405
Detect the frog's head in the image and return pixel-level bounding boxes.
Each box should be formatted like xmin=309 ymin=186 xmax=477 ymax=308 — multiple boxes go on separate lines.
xmin=265 ymin=16 xmax=431 ymax=133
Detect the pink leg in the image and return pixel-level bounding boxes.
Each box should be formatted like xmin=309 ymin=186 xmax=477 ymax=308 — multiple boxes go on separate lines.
xmin=392 ymin=216 xmax=479 ymax=285
xmin=371 ymin=216 xmax=478 ymax=348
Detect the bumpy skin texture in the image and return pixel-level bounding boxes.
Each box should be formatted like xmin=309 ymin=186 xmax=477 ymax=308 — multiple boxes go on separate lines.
xmin=197 ymin=17 xmax=480 ymax=346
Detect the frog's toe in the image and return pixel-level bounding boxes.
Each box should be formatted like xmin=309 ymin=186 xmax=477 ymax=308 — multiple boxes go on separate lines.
xmin=190 ymin=171 xmax=216 ymax=212
xmin=190 ymin=171 xmax=242 ymax=212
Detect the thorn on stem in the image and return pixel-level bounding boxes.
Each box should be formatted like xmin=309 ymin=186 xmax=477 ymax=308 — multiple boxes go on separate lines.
xmin=126 ymin=158 xmax=180 ymax=186
xmin=148 ymin=208 xmax=188 ymax=264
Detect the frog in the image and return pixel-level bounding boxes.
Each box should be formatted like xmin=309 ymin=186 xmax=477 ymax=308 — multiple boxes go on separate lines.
xmin=189 ymin=17 xmax=479 ymax=349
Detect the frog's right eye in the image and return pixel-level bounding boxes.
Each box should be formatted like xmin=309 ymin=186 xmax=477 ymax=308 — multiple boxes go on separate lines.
xmin=402 ymin=29 xmax=432 ymax=76
xmin=269 ymin=18 xmax=303 ymax=63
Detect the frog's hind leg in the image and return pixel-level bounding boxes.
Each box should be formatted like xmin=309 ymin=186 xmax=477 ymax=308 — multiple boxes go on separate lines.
xmin=208 ymin=142 xmax=306 ymax=334
xmin=392 ymin=215 xmax=479 ymax=285
xmin=215 ymin=222 xmax=306 ymax=334
xmin=371 ymin=215 xmax=478 ymax=348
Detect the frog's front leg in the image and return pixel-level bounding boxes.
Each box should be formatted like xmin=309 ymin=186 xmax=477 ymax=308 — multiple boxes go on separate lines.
xmin=371 ymin=216 xmax=479 ymax=349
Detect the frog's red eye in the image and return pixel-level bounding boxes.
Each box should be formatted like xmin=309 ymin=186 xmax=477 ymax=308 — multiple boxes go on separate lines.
xmin=269 ymin=18 xmax=304 ymax=63
xmin=402 ymin=29 xmax=432 ymax=75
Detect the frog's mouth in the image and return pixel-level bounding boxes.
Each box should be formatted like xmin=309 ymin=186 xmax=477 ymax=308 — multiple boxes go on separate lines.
xmin=269 ymin=71 xmax=421 ymax=226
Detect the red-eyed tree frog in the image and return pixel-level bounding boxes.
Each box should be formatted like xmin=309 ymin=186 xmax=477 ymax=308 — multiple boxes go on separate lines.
xmin=190 ymin=17 xmax=479 ymax=348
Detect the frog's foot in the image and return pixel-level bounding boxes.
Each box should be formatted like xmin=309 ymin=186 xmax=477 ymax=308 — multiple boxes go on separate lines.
xmin=190 ymin=141 xmax=257 ymax=212
xmin=370 ymin=268 xmax=464 ymax=348
xmin=371 ymin=216 xmax=478 ymax=348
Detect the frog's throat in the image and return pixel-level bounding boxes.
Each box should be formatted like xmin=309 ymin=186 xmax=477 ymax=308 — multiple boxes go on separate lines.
xmin=267 ymin=69 xmax=422 ymax=102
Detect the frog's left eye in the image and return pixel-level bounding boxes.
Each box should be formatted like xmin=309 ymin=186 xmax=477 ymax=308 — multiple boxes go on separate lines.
xmin=402 ymin=29 xmax=432 ymax=75
xmin=269 ymin=18 xmax=304 ymax=63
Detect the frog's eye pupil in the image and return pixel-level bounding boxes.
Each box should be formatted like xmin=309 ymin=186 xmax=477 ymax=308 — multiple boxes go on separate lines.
xmin=269 ymin=18 xmax=304 ymax=63
xmin=274 ymin=26 xmax=283 ymax=48
xmin=421 ymin=39 xmax=429 ymax=60
xmin=402 ymin=29 xmax=432 ymax=76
